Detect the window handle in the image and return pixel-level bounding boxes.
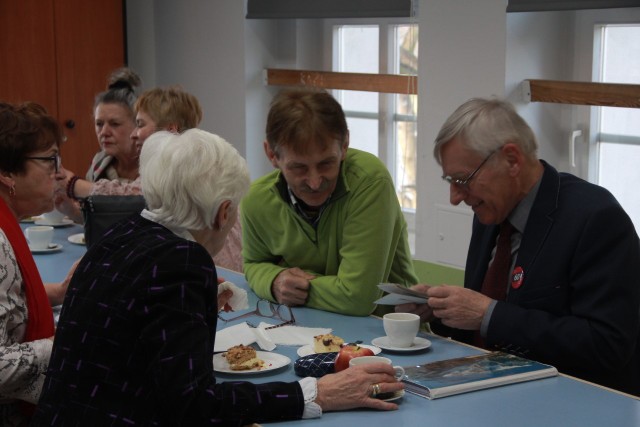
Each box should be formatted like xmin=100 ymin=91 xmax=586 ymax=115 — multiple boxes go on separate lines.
xmin=570 ymin=130 xmax=582 ymax=168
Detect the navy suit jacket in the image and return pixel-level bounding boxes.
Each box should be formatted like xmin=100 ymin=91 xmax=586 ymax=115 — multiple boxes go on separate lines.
xmin=434 ymin=161 xmax=640 ymax=396
xmin=32 ymin=215 xmax=304 ymax=426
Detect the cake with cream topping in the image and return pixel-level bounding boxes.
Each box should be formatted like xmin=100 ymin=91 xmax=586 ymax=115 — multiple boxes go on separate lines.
xmin=223 ymin=344 xmax=265 ymax=371
xmin=313 ymin=333 xmax=344 ymax=353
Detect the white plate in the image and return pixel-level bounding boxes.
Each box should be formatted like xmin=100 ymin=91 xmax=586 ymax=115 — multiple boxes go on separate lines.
xmin=213 ymin=351 xmax=291 ymax=374
xmin=29 ymin=243 xmax=63 ymax=253
xmin=20 ymin=216 xmax=41 ymax=223
xmin=67 ymin=233 xmax=86 ymax=245
xmin=378 ymin=389 xmax=405 ymax=402
xmin=371 ymin=336 xmax=431 ymax=352
xmin=34 ymin=218 xmax=75 ymax=227
xmin=297 ymin=343 xmax=381 ymax=357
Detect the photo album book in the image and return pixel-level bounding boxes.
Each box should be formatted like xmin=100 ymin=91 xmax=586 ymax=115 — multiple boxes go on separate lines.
xmin=402 ymin=351 xmax=558 ymax=399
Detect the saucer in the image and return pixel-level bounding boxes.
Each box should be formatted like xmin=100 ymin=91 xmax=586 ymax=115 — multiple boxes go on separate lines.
xmin=34 ymin=218 xmax=74 ymax=227
xmin=20 ymin=216 xmax=41 ymax=223
xmin=67 ymin=233 xmax=86 ymax=245
xmin=29 ymin=243 xmax=63 ymax=253
xmin=371 ymin=336 xmax=431 ymax=352
xmin=377 ymin=389 xmax=405 ymax=402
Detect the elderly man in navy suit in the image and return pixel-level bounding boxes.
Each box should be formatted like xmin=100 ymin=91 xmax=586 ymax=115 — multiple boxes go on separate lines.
xmin=398 ymin=98 xmax=640 ymax=396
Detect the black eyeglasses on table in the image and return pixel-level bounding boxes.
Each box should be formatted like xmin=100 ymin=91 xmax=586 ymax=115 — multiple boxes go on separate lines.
xmin=218 ymin=299 xmax=295 ymax=330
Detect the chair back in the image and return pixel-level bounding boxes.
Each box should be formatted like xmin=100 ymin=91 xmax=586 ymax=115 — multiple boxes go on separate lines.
xmin=81 ymin=195 xmax=147 ymax=248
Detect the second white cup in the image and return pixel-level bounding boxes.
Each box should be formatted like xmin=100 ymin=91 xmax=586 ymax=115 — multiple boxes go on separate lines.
xmin=348 ymin=355 xmax=405 ymax=380
xmin=25 ymin=226 xmax=54 ymax=250
xmin=383 ymin=312 xmax=420 ymax=348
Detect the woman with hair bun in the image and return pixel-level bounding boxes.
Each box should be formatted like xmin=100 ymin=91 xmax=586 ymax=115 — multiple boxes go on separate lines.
xmin=87 ymin=67 xmax=142 ymax=182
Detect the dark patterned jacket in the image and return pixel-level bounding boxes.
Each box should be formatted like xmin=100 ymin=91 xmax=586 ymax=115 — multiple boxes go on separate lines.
xmin=32 ymin=215 xmax=304 ymax=426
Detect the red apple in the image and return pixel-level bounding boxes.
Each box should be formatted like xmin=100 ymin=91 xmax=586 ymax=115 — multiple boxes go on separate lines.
xmin=334 ymin=344 xmax=374 ymax=372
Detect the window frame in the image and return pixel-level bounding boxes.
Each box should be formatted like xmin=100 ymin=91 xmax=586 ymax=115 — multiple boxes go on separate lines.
xmin=323 ymin=17 xmax=419 ymax=215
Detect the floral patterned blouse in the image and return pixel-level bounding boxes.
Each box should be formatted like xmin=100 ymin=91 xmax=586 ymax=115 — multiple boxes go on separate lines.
xmin=0 ymin=229 xmax=52 ymax=426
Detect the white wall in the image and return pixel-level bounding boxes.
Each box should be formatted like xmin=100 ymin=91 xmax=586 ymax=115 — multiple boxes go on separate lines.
xmin=505 ymin=11 xmax=576 ymax=173
xmin=415 ymin=0 xmax=509 ymax=267
xmin=127 ymin=0 xmax=248 ymax=159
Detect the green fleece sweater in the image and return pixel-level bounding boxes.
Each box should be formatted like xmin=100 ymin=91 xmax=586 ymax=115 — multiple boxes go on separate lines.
xmin=241 ymin=148 xmax=418 ymax=316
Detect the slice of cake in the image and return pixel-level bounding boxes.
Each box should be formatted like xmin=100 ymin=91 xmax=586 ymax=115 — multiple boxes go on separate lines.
xmin=223 ymin=345 xmax=265 ymax=371
xmin=313 ymin=333 xmax=344 ymax=353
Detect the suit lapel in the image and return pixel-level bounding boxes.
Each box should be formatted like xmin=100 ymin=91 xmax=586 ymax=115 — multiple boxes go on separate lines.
xmin=509 ymin=161 xmax=560 ymax=299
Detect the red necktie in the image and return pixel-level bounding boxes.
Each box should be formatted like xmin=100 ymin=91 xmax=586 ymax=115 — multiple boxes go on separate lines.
xmin=474 ymin=221 xmax=514 ymax=349
xmin=481 ymin=221 xmax=514 ymax=301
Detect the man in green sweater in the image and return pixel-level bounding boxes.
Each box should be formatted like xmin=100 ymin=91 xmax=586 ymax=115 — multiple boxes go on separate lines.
xmin=241 ymin=88 xmax=417 ymax=316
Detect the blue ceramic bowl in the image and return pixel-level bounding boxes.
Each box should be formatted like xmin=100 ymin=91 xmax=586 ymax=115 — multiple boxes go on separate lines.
xmin=293 ymin=352 xmax=338 ymax=377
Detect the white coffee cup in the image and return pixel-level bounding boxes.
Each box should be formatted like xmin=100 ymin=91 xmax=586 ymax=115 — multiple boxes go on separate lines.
xmin=25 ymin=226 xmax=54 ymax=250
xmin=349 ymin=355 xmax=405 ymax=380
xmin=383 ymin=312 xmax=420 ymax=348
xmin=42 ymin=209 xmax=65 ymax=224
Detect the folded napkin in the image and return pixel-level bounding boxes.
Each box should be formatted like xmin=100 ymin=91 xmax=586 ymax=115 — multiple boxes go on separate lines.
xmin=257 ymin=322 xmax=331 ymax=346
xmin=214 ymin=322 xmax=332 ymax=352
xmin=218 ymin=281 xmax=248 ymax=311
xmin=214 ymin=322 xmax=257 ymax=352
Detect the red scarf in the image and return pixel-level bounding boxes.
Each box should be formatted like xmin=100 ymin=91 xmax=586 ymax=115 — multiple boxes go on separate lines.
xmin=0 ymin=198 xmax=54 ymax=341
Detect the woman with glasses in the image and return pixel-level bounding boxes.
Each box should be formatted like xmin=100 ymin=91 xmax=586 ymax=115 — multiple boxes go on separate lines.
xmin=0 ymin=102 xmax=79 ymax=425
xmin=33 ymin=129 xmax=403 ymax=425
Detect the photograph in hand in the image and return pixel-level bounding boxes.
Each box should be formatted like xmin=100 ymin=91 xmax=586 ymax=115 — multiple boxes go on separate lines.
xmin=375 ymin=283 xmax=429 ymax=305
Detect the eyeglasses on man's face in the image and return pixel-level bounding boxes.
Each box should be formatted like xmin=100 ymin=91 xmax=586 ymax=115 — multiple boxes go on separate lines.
xmin=25 ymin=153 xmax=61 ymax=174
xmin=217 ymin=299 xmax=295 ymax=330
xmin=441 ymin=149 xmax=498 ymax=190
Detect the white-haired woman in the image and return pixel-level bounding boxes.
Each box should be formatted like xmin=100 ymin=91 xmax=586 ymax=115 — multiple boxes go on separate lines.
xmin=32 ymin=129 xmax=403 ymax=425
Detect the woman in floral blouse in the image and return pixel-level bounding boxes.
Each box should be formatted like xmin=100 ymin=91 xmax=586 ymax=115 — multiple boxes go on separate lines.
xmin=0 ymin=102 xmax=77 ymax=426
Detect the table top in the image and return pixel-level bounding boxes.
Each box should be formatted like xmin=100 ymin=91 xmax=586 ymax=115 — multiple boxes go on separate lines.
xmin=28 ymin=223 xmax=640 ymax=427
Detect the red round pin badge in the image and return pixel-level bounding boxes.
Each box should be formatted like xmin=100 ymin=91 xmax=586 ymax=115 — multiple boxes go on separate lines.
xmin=511 ymin=266 xmax=524 ymax=289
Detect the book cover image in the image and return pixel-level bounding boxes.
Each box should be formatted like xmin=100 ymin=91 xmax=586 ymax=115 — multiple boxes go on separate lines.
xmin=403 ymin=352 xmax=558 ymax=399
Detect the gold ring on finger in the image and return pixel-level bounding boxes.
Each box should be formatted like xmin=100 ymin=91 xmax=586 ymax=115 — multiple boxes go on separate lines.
xmin=371 ymin=383 xmax=381 ymax=397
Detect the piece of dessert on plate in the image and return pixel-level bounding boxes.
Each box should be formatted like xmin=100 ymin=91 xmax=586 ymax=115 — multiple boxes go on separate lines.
xmin=313 ymin=333 xmax=344 ymax=353
xmin=223 ymin=344 xmax=265 ymax=371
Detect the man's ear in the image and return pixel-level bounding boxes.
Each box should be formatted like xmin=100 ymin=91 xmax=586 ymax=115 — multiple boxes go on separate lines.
xmin=263 ymin=140 xmax=279 ymax=168
xmin=502 ymin=143 xmax=524 ymax=177
xmin=341 ymin=131 xmax=350 ymax=159
xmin=167 ymin=123 xmax=179 ymax=133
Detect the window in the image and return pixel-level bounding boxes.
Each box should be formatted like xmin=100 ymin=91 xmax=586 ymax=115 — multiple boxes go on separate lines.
xmin=593 ymin=24 xmax=640 ymax=231
xmin=330 ymin=22 xmax=419 ymax=213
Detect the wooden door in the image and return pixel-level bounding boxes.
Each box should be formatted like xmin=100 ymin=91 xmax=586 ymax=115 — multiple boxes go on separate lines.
xmin=0 ymin=0 xmax=125 ymax=175
xmin=54 ymin=0 xmax=125 ymax=175
xmin=0 ymin=0 xmax=58 ymax=115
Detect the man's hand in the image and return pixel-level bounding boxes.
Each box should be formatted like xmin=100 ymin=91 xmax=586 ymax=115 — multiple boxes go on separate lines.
xmin=426 ymin=286 xmax=492 ymax=330
xmin=271 ymin=267 xmax=315 ymax=306
xmin=395 ymin=284 xmax=435 ymax=322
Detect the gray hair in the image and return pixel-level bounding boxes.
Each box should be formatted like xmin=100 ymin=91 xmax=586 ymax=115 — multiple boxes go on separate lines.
xmin=140 ymin=129 xmax=250 ymax=230
xmin=433 ymin=98 xmax=538 ymax=165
